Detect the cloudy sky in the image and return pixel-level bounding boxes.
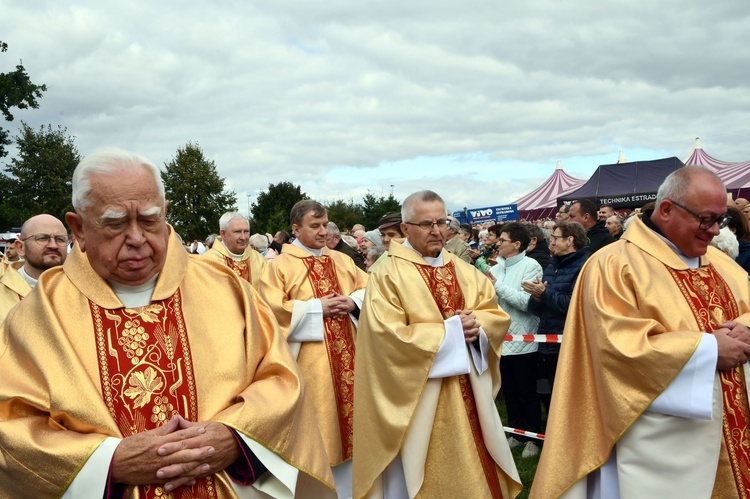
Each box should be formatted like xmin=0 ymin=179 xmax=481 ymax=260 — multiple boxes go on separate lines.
xmin=2 ymin=0 xmax=749 ymax=218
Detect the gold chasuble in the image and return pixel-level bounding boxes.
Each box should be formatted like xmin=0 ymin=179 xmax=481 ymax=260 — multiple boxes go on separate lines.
xmin=90 ymin=293 xmax=216 ymax=498
xmin=353 ymin=240 xmax=522 ymax=499
xmin=415 ymin=262 xmax=505 ymax=498
xmin=0 ymin=230 xmax=334 ymax=498
xmin=531 ymin=216 xmax=750 ymax=499
xmin=259 ymin=243 xmax=368 ymax=467
xmin=667 ymin=266 xmax=750 ymax=495
xmin=0 ymin=262 xmax=30 ymax=321
xmin=301 ymin=255 xmax=357 ymax=460
xmin=204 ymin=237 xmax=267 ymax=289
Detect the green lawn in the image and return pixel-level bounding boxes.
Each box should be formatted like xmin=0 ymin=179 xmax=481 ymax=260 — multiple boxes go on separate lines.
xmin=496 ymin=398 xmax=543 ymax=499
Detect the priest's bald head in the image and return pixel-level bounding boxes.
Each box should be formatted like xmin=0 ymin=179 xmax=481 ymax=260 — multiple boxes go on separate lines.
xmin=17 ymin=214 xmax=69 ymax=282
xmin=652 ymin=166 xmax=729 ymax=259
xmin=66 ymin=147 xmax=170 ymax=286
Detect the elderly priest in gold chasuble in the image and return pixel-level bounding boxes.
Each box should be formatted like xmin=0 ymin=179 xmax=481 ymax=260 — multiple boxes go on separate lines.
xmin=259 ymin=200 xmax=368 ymax=499
xmin=0 ymin=147 xmax=334 ymax=499
xmin=531 ymin=166 xmax=750 ymax=499
xmin=353 ymin=190 xmax=522 ymax=499
xmin=203 ymin=211 xmax=267 ymax=289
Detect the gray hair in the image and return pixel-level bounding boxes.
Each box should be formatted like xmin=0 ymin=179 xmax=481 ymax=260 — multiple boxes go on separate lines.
xmin=367 ymin=245 xmax=385 ymax=261
xmin=205 ymin=234 xmax=218 ymax=248
xmin=710 ymin=226 xmax=739 ymax=259
xmin=609 ymin=215 xmax=623 ymax=227
xmin=401 ymin=190 xmax=445 ymax=222
xmin=327 ymin=221 xmax=341 ymax=238
xmin=219 ymin=212 xmax=248 ymax=231
xmin=341 ymin=234 xmax=358 ymax=249
xmin=249 ymin=233 xmax=269 ymax=251
xmin=655 ymin=166 xmax=725 ymax=210
xmin=72 ymin=147 xmax=165 ymax=212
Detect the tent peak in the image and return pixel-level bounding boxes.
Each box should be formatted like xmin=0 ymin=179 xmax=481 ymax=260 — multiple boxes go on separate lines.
xmin=555 ymin=160 xmax=563 ymax=170
xmin=617 ymin=151 xmax=627 ymax=164
xmin=693 ymin=137 xmax=703 ymax=150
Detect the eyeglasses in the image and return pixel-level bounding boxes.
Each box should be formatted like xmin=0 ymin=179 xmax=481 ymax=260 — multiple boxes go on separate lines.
xmin=549 ymin=234 xmax=569 ymax=241
xmin=668 ymin=200 xmax=730 ymax=230
xmin=498 ymin=237 xmax=514 ymax=244
xmin=404 ymin=219 xmax=448 ymax=230
xmin=21 ymin=233 xmax=71 ymax=246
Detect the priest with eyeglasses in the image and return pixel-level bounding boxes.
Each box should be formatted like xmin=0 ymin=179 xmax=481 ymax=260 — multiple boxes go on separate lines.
xmin=353 ymin=190 xmax=522 ymax=498
xmin=532 ymin=166 xmax=750 ymax=498
xmin=0 ymin=214 xmax=69 ymax=321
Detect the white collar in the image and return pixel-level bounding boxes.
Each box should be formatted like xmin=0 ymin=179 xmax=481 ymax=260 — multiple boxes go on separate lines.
xmin=108 ymin=274 xmax=160 ymax=308
xmin=650 ymin=230 xmax=701 ymax=269
xmin=18 ymin=266 xmax=38 ymax=288
xmin=404 ymin=239 xmax=444 ymax=267
xmin=292 ymin=238 xmax=324 ymax=257
xmin=221 ymin=240 xmax=245 ymax=260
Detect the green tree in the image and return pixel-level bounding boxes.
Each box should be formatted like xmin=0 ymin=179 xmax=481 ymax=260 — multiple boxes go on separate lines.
xmin=162 ymin=142 xmax=237 ymax=241
xmin=1 ymin=123 xmax=79 ymax=225
xmin=1 ymin=41 xmax=48 ymax=160
xmin=0 ymin=173 xmax=23 ymax=229
xmin=361 ymin=192 xmax=401 ymax=229
xmin=249 ymin=182 xmax=307 ymax=234
xmin=325 ymin=198 xmax=363 ymax=231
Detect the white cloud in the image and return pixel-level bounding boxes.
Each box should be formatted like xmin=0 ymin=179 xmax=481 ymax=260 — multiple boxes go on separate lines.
xmin=1 ymin=0 xmax=748 ymax=220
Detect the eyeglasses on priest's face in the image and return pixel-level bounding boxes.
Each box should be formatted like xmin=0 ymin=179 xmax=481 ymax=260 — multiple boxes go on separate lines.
xmin=20 ymin=233 xmax=71 ymax=246
xmin=668 ymin=200 xmax=730 ymax=231
xmin=404 ymin=219 xmax=448 ymax=230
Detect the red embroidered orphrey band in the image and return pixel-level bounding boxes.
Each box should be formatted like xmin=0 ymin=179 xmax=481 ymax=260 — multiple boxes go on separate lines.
xmin=91 ymin=291 xmax=217 ymax=499
xmin=224 ymin=255 xmax=251 ymax=282
xmin=415 ymin=261 xmax=504 ymax=499
xmin=668 ymin=265 xmax=750 ymax=496
xmin=303 ymin=255 xmax=356 ymax=460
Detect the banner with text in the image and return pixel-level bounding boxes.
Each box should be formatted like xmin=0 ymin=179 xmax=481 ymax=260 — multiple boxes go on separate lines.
xmin=466 ymin=204 xmax=519 ymax=223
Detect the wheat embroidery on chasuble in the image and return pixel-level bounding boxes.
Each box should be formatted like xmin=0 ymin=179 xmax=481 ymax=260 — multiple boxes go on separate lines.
xmin=415 ymin=261 xmax=504 ymax=498
xmin=90 ymin=290 xmax=217 ymax=499
xmin=668 ymin=264 xmax=750 ymax=496
xmin=302 ymin=255 xmax=356 ymax=460
xmin=223 ymin=255 xmax=251 ymax=282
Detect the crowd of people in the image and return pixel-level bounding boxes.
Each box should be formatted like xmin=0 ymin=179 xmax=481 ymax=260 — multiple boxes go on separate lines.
xmin=1 ymin=149 xmax=750 ymax=498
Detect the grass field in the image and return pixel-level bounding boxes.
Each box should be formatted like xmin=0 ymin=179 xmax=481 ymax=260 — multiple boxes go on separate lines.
xmin=496 ymin=398 xmax=542 ymax=499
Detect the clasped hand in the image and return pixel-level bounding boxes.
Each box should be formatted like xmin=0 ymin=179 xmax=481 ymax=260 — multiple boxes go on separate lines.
xmin=714 ymin=321 xmax=750 ymax=371
xmin=111 ymin=415 xmax=240 ymax=492
xmin=459 ymin=309 xmax=481 ymax=343
xmin=321 ymin=292 xmax=355 ymax=318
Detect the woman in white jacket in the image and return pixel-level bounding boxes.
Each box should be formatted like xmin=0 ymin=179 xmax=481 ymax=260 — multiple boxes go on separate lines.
xmin=486 ymin=222 xmax=544 ymax=458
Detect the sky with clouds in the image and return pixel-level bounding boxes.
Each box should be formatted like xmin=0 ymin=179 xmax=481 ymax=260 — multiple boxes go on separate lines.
xmin=2 ymin=0 xmax=749 ymax=218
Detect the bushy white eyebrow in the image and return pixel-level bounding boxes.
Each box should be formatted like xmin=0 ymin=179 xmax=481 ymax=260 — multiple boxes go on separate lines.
xmin=99 ymin=209 xmax=127 ymax=221
xmin=99 ymin=206 xmax=162 ymax=222
xmin=139 ymin=206 xmax=163 ymax=217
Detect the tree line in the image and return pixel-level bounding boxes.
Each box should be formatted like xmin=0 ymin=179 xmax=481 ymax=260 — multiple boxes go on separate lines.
xmin=1 ymin=41 xmax=400 ymax=239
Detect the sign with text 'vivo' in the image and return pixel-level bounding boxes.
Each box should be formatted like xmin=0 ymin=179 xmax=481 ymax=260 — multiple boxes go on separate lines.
xmin=467 ymin=204 xmax=518 ymax=223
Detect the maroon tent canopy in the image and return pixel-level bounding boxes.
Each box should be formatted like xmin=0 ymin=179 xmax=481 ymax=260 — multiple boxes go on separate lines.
xmin=513 ymin=161 xmax=585 ymax=220
xmin=685 ymin=138 xmax=750 ymax=200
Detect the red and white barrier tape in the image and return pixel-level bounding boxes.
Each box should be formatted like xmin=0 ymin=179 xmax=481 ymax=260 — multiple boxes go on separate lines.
xmin=504 ymin=427 xmax=545 ymax=441
xmin=503 ymin=334 xmax=562 ymax=343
